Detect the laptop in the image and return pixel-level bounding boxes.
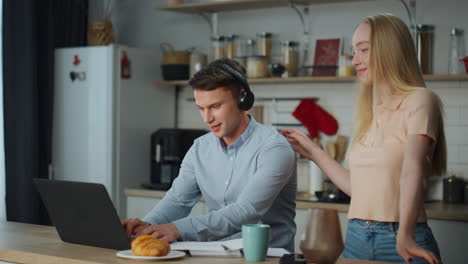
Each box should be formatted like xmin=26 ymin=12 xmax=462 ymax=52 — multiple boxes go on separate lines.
xmin=34 ymin=178 xmax=130 ymax=250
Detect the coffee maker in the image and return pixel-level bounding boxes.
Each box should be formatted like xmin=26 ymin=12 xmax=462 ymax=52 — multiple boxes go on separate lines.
xmin=143 ymin=128 xmax=207 ymax=190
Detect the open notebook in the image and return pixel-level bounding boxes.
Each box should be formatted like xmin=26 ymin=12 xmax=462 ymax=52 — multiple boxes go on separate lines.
xmin=170 ymin=239 xmax=289 ymax=257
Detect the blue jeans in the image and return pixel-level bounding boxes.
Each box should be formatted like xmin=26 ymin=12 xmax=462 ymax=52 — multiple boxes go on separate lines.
xmin=342 ymin=219 xmax=441 ymax=263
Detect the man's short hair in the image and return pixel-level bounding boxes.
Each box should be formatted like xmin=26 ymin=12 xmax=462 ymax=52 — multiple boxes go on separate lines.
xmin=189 ymin=59 xmax=247 ymax=98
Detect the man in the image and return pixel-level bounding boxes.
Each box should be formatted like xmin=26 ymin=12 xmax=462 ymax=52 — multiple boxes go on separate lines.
xmin=122 ymin=59 xmax=297 ymax=251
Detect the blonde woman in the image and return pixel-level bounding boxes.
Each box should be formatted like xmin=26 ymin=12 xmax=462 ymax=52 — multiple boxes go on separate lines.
xmin=282 ymin=14 xmax=445 ymax=264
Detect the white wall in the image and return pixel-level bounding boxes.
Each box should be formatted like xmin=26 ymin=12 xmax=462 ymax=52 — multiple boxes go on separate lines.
xmin=93 ymin=0 xmax=468 ymax=75
xmin=0 ymin=0 xmax=5 ymax=222
xmin=93 ymin=0 xmax=468 ymax=184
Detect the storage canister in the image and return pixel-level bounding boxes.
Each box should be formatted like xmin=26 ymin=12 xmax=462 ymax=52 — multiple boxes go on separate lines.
xmin=211 ymin=35 xmax=225 ymax=61
xmin=416 ymin=24 xmax=434 ymax=74
xmin=257 ymin=32 xmax=273 ymax=63
xmin=225 ymin=34 xmax=240 ymax=59
xmin=280 ymin=41 xmax=299 ymax=77
xmin=246 ymin=55 xmax=269 ymax=78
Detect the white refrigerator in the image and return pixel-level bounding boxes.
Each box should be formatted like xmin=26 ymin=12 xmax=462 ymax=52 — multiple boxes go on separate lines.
xmin=51 ymin=45 xmax=175 ymax=217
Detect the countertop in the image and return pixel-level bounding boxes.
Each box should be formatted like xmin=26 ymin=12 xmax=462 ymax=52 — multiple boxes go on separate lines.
xmin=125 ymin=188 xmax=468 ymax=222
xmin=0 ymin=221 xmax=393 ymax=264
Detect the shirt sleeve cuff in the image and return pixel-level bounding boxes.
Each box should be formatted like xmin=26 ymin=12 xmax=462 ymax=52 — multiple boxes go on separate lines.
xmin=173 ymin=217 xmax=196 ymax=241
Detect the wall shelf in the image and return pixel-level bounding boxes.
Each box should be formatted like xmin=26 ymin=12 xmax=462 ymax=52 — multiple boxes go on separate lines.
xmin=154 ymin=74 xmax=468 ymax=87
xmin=155 ymin=0 xmax=371 ymax=13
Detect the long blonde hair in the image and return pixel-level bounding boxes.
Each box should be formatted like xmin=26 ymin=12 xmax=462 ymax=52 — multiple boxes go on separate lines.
xmin=349 ymin=14 xmax=446 ymax=176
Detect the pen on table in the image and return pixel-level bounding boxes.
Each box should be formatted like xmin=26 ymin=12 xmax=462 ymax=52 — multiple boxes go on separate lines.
xmin=221 ymin=244 xmax=231 ymax=252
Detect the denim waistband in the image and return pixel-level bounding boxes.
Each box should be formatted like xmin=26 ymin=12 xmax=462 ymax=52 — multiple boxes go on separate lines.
xmin=349 ymin=219 xmax=428 ymax=233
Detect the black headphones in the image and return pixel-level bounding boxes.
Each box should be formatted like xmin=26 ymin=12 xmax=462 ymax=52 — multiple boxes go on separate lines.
xmin=209 ymin=62 xmax=255 ymax=111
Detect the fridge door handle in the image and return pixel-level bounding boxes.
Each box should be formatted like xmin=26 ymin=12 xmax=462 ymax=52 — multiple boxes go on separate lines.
xmin=48 ymin=164 xmax=54 ymax=180
xmin=156 ymin=144 xmax=161 ymax=163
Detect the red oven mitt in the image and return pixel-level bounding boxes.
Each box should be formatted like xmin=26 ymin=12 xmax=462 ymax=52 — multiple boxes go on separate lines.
xmin=292 ymin=99 xmax=339 ymax=138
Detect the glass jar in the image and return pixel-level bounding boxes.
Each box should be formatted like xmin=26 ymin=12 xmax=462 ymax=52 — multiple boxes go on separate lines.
xmin=416 ymin=24 xmax=434 ymax=74
xmin=280 ymin=41 xmax=299 ymax=77
xmin=257 ymin=32 xmax=273 ymax=62
xmin=338 ymin=54 xmax=355 ymax=77
xmin=225 ymin=34 xmax=241 ymax=59
xmin=211 ymin=35 xmax=225 ymax=61
xmin=246 ymin=38 xmax=257 ymax=57
xmin=448 ymin=28 xmax=465 ymax=74
xmin=246 ymin=55 xmax=269 ymax=78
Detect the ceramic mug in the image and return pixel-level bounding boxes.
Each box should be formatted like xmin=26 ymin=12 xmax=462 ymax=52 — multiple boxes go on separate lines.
xmin=242 ymin=224 xmax=270 ymax=261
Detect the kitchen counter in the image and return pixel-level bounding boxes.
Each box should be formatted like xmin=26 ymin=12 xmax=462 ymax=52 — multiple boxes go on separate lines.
xmin=0 ymin=221 xmax=393 ymax=264
xmin=124 ymin=188 xmax=468 ymax=222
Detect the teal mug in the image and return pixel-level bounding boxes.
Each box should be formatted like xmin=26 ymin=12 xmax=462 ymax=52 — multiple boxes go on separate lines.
xmin=242 ymin=224 xmax=271 ymax=261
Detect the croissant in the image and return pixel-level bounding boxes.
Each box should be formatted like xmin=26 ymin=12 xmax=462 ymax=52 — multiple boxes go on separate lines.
xmin=131 ymin=235 xmax=171 ymax=256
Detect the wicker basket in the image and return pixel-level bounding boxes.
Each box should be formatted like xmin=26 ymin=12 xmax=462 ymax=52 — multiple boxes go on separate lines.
xmin=88 ymin=20 xmax=114 ymax=46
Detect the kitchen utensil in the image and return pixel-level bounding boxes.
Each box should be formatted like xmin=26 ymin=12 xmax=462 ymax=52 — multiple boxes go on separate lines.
xmin=443 ymin=175 xmax=465 ymax=203
xmin=335 ymin=135 xmax=347 ymax=163
xmin=268 ymin=63 xmax=286 ymax=77
xmin=161 ymin=64 xmax=189 ymax=80
xmin=160 ymin=43 xmax=190 ymax=65
xmin=462 ymin=56 xmax=468 ymax=74
xmin=300 ymin=208 xmax=344 ymax=264
xmin=327 ymin=142 xmax=336 ymax=161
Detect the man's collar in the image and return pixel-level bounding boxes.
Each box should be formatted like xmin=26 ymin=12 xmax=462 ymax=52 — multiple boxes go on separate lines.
xmin=218 ymin=115 xmax=257 ymax=150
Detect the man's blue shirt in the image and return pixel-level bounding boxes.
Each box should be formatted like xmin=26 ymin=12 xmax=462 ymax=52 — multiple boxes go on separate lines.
xmin=143 ymin=117 xmax=297 ymax=251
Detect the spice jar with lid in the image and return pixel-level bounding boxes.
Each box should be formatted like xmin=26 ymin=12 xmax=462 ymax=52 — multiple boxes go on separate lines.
xmin=211 ymin=35 xmax=225 ymax=61
xmin=257 ymin=32 xmax=273 ymax=63
xmin=280 ymin=41 xmax=299 ymax=77
xmin=338 ymin=54 xmax=355 ymax=77
xmin=247 ymin=55 xmax=269 ymax=78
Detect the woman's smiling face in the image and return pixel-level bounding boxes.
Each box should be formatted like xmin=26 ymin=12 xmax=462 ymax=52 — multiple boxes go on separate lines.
xmin=352 ymin=23 xmax=371 ymax=85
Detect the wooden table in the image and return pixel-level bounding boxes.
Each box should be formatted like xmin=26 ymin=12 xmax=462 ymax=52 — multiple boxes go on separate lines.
xmin=0 ymin=221 xmax=391 ymax=264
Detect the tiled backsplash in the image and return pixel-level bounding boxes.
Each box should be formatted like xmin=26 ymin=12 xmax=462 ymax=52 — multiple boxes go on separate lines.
xmin=177 ymin=80 xmax=468 ymax=200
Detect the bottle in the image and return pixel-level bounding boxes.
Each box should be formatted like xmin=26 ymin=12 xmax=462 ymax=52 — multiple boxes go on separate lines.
xmin=448 ymin=28 xmax=465 ymax=74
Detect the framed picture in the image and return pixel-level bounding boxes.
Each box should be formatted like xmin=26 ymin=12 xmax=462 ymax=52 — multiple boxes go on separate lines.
xmin=312 ymin=38 xmax=341 ymax=76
